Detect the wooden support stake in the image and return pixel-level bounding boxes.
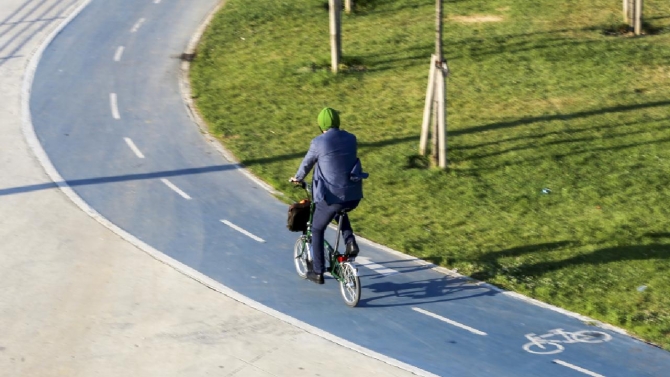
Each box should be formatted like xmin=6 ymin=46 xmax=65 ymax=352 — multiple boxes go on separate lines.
xmin=634 ymin=0 xmax=643 ymax=35
xmin=623 ymin=0 xmax=635 ymax=24
xmin=419 ymin=0 xmax=448 ymax=167
xmin=329 ymin=0 xmax=342 ymax=72
xmin=436 ymin=64 xmax=447 ymax=168
xmin=345 ymin=0 xmax=353 ymax=13
xmin=623 ymin=0 xmax=630 ymax=24
xmin=419 ymin=55 xmax=437 ymax=156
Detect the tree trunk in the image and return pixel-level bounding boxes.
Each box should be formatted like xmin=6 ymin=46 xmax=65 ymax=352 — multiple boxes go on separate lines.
xmin=634 ymin=0 xmax=643 ymax=35
xmin=436 ymin=0 xmax=443 ymax=59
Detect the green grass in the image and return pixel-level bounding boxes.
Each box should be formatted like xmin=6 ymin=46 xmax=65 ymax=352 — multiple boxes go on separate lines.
xmin=191 ymin=0 xmax=670 ymax=348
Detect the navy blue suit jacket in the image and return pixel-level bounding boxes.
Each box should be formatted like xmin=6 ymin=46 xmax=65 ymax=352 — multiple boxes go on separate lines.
xmin=295 ymin=128 xmax=365 ymax=204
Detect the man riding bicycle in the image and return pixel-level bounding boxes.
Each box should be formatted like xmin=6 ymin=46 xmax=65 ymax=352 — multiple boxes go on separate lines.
xmin=290 ymin=107 xmax=367 ymax=285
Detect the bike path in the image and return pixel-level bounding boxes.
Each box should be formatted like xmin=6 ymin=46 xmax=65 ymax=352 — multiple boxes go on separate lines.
xmin=1 ymin=1 xmax=428 ymax=376
xmin=29 ymin=0 xmax=670 ymax=376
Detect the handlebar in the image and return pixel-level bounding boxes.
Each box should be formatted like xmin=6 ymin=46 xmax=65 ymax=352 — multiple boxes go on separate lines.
xmin=289 ymin=178 xmax=311 ymax=196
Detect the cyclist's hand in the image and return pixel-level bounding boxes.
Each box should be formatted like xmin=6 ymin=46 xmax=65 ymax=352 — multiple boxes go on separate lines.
xmin=289 ymin=177 xmax=302 ymax=185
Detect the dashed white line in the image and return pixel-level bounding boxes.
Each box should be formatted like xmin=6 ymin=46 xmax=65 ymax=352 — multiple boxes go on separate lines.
xmin=154 ymin=0 xmax=162 ymax=3
xmin=110 ymin=93 xmax=120 ymax=119
xmin=553 ymin=360 xmax=604 ymax=377
xmin=123 ymin=137 xmax=145 ymax=158
xmin=161 ymin=179 xmax=192 ymax=200
xmin=220 ymin=220 xmax=265 ymax=243
xmin=356 ymin=257 xmax=399 ymax=276
xmin=114 ymin=46 xmax=125 ymax=62
xmin=412 ymin=307 xmax=487 ymax=336
xmin=130 ymin=18 xmax=145 ymax=33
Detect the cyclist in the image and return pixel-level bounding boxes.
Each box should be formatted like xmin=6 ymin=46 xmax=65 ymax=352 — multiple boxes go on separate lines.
xmin=290 ymin=107 xmax=367 ymax=284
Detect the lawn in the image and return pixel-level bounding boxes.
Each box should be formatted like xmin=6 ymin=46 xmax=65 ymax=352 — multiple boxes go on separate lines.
xmin=190 ymin=0 xmax=670 ymax=348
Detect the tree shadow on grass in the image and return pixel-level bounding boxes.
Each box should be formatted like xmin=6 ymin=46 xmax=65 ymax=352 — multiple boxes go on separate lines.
xmin=354 ymin=24 xmax=604 ymax=70
xmin=240 ymin=135 xmax=418 ymax=166
xmin=459 ymin=133 xmax=670 ymax=175
xmin=465 ymin=241 xmax=575 ymax=280
xmin=351 ymin=34 xmax=599 ymax=73
xmin=471 ymin=240 xmax=670 ymax=280
xmin=453 ymin=115 xmax=670 ymax=153
xmin=446 ymin=100 xmax=670 ymax=173
xmin=451 ymin=100 xmax=670 ymax=137
xmin=458 ymin=122 xmax=670 ymax=163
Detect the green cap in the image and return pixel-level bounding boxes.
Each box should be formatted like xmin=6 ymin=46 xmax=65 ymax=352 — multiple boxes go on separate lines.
xmin=317 ymin=107 xmax=340 ymax=132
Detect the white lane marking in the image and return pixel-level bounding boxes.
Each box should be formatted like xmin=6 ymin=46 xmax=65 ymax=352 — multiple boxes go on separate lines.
xmin=114 ymin=46 xmax=124 ymax=62
xmin=161 ymin=179 xmax=192 ymax=200
xmin=412 ymin=307 xmax=487 ymax=336
xmin=110 ymin=93 xmax=120 ymax=119
xmin=220 ymin=220 xmax=265 ymax=243
xmin=553 ymin=360 xmax=605 ymax=377
xmin=123 ymin=137 xmax=145 ymax=158
xmin=356 ymin=257 xmax=399 ymax=276
xmin=154 ymin=0 xmax=162 ymax=3
xmin=130 ymin=18 xmax=145 ymax=33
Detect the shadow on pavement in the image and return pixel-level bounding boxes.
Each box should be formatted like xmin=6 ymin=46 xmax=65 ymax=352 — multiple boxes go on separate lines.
xmin=0 ymin=164 xmax=240 ymax=196
xmin=358 ymin=275 xmax=497 ymax=308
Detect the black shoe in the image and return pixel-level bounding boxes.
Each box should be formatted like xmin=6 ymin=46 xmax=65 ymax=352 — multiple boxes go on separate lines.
xmin=345 ymin=240 xmax=359 ymax=258
xmin=306 ymin=270 xmax=324 ymax=284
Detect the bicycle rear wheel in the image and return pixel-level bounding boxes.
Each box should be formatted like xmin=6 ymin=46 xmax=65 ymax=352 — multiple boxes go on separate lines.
xmin=294 ymin=236 xmax=309 ymax=279
xmin=339 ymin=262 xmax=361 ymax=307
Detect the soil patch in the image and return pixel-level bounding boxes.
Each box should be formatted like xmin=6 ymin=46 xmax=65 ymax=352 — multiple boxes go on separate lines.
xmin=450 ymin=14 xmax=503 ymax=23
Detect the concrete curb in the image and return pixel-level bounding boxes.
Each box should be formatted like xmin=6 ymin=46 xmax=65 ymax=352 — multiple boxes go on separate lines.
xmin=178 ymin=0 xmax=279 ymax=196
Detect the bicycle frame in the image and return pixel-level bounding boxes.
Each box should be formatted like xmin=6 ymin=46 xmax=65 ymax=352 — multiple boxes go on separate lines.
xmin=298 ymin=182 xmax=351 ymax=282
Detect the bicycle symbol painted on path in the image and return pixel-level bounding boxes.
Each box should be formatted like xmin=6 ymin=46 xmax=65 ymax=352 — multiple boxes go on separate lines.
xmin=523 ymin=328 xmax=612 ymax=354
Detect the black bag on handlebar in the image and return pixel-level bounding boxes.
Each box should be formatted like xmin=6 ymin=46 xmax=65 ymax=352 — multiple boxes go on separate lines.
xmin=287 ymin=199 xmax=311 ymax=232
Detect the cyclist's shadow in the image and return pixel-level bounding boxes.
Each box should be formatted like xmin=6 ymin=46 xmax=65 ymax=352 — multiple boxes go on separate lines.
xmin=357 ymin=276 xmax=498 ymax=308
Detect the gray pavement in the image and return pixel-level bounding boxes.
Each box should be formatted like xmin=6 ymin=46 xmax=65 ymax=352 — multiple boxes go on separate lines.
xmin=0 ymin=1 xmax=416 ymax=376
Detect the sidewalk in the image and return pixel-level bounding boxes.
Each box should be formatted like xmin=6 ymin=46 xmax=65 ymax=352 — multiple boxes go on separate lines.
xmin=0 ymin=1 xmax=415 ymax=376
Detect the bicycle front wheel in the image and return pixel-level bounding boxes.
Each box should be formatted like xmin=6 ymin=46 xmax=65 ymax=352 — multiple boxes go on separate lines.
xmin=294 ymin=236 xmax=309 ymax=279
xmin=522 ymin=342 xmax=564 ymax=355
xmin=339 ymin=263 xmax=361 ymax=307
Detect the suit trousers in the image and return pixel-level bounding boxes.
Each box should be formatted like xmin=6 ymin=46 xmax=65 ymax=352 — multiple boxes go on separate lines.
xmin=310 ymin=199 xmax=360 ymax=274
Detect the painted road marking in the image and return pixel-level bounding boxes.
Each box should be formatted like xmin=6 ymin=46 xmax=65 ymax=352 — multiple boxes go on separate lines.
xmin=161 ymin=179 xmax=192 ymax=200
xmin=154 ymin=0 xmax=162 ymax=3
xmin=123 ymin=137 xmax=145 ymax=158
xmin=356 ymin=257 xmax=399 ymax=276
xmin=114 ymin=46 xmax=124 ymax=62
xmin=110 ymin=93 xmax=120 ymax=119
xmin=220 ymin=220 xmax=265 ymax=243
xmin=553 ymin=360 xmax=604 ymax=377
xmin=412 ymin=307 xmax=487 ymax=336
xmin=130 ymin=18 xmax=145 ymax=33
